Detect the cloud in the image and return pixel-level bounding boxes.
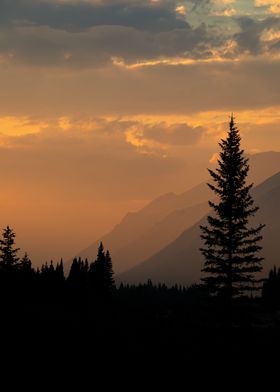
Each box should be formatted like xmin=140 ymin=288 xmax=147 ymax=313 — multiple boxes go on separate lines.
xmin=212 ymin=8 xmax=237 ymax=16
xmin=0 ymin=0 xmax=188 ymax=32
xmin=234 ymin=16 xmax=280 ymax=55
xmin=140 ymin=122 xmax=205 ymax=145
xmin=1 ymin=0 xmax=273 ymax=70
xmin=255 ymin=1 xmax=280 ymax=14
xmin=0 ymin=22 xmax=220 ymax=68
xmin=175 ymin=5 xmax=187 ymax=16
xmin=1 ymin=0 xmax=279 ymax=71
xmin=1 ymin=54 xmax=280 ymax=120
xmin=214 ymin=0 xmax=236 ymax=4
xmin=0 ymin=116 xmax=192 ymax=202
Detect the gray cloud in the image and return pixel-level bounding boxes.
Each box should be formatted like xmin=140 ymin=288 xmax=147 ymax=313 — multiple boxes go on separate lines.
xmin=235 ymin=16 xmax=280 ymax=55
xmin=0 ymin=0 xmax=279 ymax=70
xmin=0 ymin=23 xmax=212 ymax=68
xmin=0 ymin=0 xmax=188 ymax=32
xmin=0 ymin=0 xmax=236 ymax=69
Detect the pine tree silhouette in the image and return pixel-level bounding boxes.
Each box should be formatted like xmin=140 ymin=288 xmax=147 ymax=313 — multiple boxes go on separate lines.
xmin=55 ymin=259 xmax=65 ymax=283
xmin=19 ymin=252 xmax=34 ymax=280
xmin=105 ymin=250 xmax=116 ymax=292
xmin=68 ymin=258 xmax=80 ymax=285
xmin=200 ymin=116 xmax=264 ymax=301
xmin=262 ymin=266 xmax=280 ymax=307
xmin=67 ymin=257 xmax=89 ymax=304
xmin=89 ymin=242 xmax=115 ymax=297
xmin=19 ymin=252 xmax=32 ymax=272
xmin=0 ymin=226 xmax=20 ymax=273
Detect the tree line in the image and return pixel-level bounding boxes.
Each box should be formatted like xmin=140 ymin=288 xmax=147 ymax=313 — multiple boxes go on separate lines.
xmin=1 ymin=115 xmax=280 ymax=321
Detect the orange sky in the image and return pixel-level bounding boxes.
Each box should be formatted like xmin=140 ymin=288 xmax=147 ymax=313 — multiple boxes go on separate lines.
xmin=1 ymin=0 xmax=280 ymax=265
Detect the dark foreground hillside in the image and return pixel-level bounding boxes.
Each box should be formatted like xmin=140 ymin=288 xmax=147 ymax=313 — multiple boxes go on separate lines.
xmin=3 ymin=283 xmax=280 ymax=369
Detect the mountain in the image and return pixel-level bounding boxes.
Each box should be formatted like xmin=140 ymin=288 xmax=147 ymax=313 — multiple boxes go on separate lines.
xmin=111 ymin=201 xmax=210 ymax=272
xmin=75 ymin=151 xmax=280 ymax=274
xmin=119 ymin=171 xmax=280 ymax=286
xmin=76 ymin=182 xmax=213 ymax=273
xmin=249 ymin=151 xmax=280 ymax=185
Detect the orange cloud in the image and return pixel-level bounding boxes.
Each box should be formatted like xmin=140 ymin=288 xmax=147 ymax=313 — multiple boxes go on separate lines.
xmin=212 ymin=8 xmax=237 ymax=16
xmin=121 ymin=106 xmax=280 ymax=130
xmin=255 ymin=0 xmax=280 ymax=14
xmin=0 ymin=117 xmax=48 ymax=137
xmin=261 ymin=28 xmax=280 ymax=41
xmin=175 ymin=5 xmax=187 ymax=16
xmin=214 ymin=0 xmax=236 ymax=3
xmin=112 ymin=52 xmax=240 ymax=70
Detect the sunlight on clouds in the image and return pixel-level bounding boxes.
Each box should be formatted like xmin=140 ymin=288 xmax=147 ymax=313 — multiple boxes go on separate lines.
xmin=255 ymin=0 xmax=280 ymax=13
xmin=212 ymin=8 xmax=237 ymax=16
xmin=261 ymin=28 xmax=280 ymax=41
xmin=111 ymin=51 xmax=240 ymax=70
xmin=125 ymin=126 xmax=145 ymax=148
xmin=214 ymin=0 xmax=236 ymax=4
xmin=0 ymin=117 xmax=47 ymax=137
xmin=58 ymin=117 xmax=72 ymax=130
xmin=111 ymin=38 xmax=240 ymax=70
xmin=270 ymin=4 xmax=280 ymax=13
xmin=124 ymin=126 xmax=168 ymax=157
xmin=121 ymin=106 xmax=280 ymax=144
xmin=104 ymin=107 xmax=280 ymax=134
xmin=175 ymin=5 xmax=187 ymax=16
xmin=125 ymin=125 xmax=167 ymax=153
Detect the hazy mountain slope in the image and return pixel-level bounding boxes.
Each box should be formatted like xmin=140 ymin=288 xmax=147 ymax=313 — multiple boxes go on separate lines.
xmin=119 ymin=171 xmax=280 ymax=286
xmin=112 ymin=201 xmax=209 ymax=272
xmin=249 ymin=151 xmax=280 ymax=185
xmin=75 ymin=151 xmax=280 ymax=274
xmin=76 ymin=183 xmax=212 ymax=272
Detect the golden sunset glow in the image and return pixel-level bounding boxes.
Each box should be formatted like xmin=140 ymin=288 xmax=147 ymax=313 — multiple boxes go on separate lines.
xmin=111 ymin=53 xmax=240 ymax=69
xmin=256 ymin=0 xmax=280 ymax=12
xmin=0 ymin=0 xmax=279 ymax=266
xmin=0 ymin=117 xmax=47 ymax=137
xmin=175 ymin=5 xmax=187 ymax=16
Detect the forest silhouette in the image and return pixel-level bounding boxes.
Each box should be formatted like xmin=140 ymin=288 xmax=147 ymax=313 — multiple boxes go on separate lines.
xmin=2 ymin=118 xmax=280 ymax=361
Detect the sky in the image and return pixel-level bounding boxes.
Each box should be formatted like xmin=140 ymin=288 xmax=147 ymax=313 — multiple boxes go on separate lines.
xmin=1 ymin=0 xmax=280 ymax=265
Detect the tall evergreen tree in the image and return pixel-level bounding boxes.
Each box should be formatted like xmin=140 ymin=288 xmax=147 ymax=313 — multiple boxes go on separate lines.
xmin=19 ymin=252 xmax=33 ymax=278
xmin=55 ymin=259 xmax=65 ymax=282
xmin=0 ymin=226 xmax=20 ymax=272
xmin=200 ymin=116 xmax=264 ymax=300
xmin=105 ymin=250 xmax=116 ymax=292
xmin=19 ymin=253 xmax=32 ymax=271
xmin=89 ymin=242 xmax=115 ymax=296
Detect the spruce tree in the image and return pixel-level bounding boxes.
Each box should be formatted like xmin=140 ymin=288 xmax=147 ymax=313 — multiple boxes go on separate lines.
xmin=19 ymin=253 xmax=32 ymax=271
xmin=19 ymin=252 xmax=33 ymax=277
xmin=89 ymin=243 xmax=115 ymax=296
xmin=55 ymin=259 xmax=65 ymax=282
xmin=0 ymin=226 xmax=20 ymax=272
xmin=105 ymin=250 xmax=116 ymax=292
xmin=200 ymin=116 xmax=264 ymax=300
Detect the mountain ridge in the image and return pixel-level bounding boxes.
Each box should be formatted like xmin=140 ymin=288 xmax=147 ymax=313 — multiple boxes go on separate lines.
xmin=118 ymin=170 xmax=280 ymax=286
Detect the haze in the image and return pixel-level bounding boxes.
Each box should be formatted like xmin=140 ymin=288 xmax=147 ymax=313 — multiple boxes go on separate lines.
xmin=1 ymin=0 xmax=280 ymax=266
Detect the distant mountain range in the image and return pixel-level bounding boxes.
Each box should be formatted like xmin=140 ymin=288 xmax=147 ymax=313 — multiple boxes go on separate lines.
xmin=77 ymin=182 xmax=212 ymax=273
xmin=119 ymin=171 xmax=280 ymax=286
xmin=75 ymin=151 xmax=280 ymax=284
